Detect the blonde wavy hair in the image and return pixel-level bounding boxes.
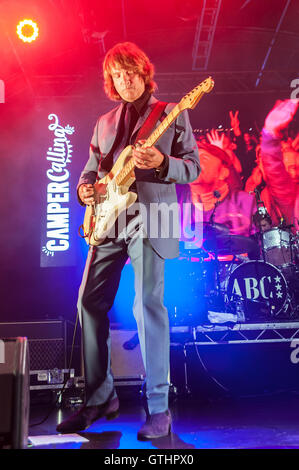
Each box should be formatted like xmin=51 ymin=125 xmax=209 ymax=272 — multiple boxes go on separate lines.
xmin=103 ymin=42 xmax=156 ymax=101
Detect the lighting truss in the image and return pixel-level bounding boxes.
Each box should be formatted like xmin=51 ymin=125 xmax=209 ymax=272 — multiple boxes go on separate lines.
xmin=192 ymin=0 xmax=222 ymax=71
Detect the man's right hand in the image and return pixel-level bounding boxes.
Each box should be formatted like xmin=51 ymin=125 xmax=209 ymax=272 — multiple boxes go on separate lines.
xmin=78 ymin=184 xmax=95 ymax=205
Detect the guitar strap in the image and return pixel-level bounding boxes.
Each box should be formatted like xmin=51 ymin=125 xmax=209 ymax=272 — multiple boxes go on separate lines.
xmin=133 ymin=100 xmax=167 ymax=143
xmin=99 ymin=100 xmax=167 ymax=175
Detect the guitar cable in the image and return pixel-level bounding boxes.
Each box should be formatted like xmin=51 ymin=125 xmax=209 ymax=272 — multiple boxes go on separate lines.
xmin=192 ymin=327 xmax=229 ymax=393
xmin=29 ymin=310 xmax=80 ymax=428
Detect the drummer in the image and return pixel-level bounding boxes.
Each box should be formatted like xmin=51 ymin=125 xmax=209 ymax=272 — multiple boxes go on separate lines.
xmin=251 ymin=209 xmax=299 ymax=268
xmin=252 ymin=211 xmax=272 ymax=233
xmin=247 ymin=211 xmax=272 ymax=260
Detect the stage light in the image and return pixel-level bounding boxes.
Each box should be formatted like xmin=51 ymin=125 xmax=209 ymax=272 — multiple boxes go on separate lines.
xmin=16 ymin=19 xmax=39 ymax=43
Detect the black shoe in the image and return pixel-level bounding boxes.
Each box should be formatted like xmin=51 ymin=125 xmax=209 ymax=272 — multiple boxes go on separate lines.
xmin=56 ymin=396 xmax=119 ymax=433
xmin=137 ymin=410 xmax=172 ymax=440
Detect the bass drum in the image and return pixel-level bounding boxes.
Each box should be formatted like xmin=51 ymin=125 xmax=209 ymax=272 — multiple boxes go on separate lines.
xmin=226 ymin=260 xmax=289 ymax=318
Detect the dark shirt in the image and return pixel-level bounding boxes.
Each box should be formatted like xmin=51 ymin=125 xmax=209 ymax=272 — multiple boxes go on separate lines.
xmin=124 ymin=90 xmax=152 ymax=194
xmin=126 ymin=89 xmax=152 ymax=141
xmin=128 ymin=90 xmax=169 ymax=177
xmin=103 ymin=89 xmax=168 ymax=195
xmin=123 ymin=89 xmax=152 ymax=149
xmin=100 ymin=89 xmax=152 ymax=174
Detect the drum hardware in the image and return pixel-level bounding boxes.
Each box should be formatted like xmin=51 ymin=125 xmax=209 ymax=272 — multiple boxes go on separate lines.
xmin=204 ymin=222 xmax=231 ymax=294
xmin=247 ymin=190 xmax=299 ymax=318
xmin=166 ymin=256 xmax=210 ymax=326
xmin=230 ymin=294 xmax=246 ymax=322
xmin=182 ymin=219 xmax=230 ymax=294
xmin=205 ymin=196 xmax=227 ymax=296
xmin=203 ymin=233 xmax=258 ymax=304
xmin=252 ymin=187 xmax=270 ymax=262
xmin=252 ymin=188 xmax=298 ymax=269
xmin=202 ymin=231 xmax=258 ymax=315
xmin=177 ymin=209 xmax=298 ymax=324
xmin=203 ymin=234 xmax=258 ymax=257
xmin=262 ymin=227 xmax=296 ymax=268
xmin=284 ymin=264 xmax=299 ymax=318
xmin=208 ymin=192 xmax=221 ymax=225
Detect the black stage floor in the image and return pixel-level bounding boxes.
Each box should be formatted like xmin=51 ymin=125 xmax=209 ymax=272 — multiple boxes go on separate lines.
xmin=27 ymin=389 xmax=299 ymax=450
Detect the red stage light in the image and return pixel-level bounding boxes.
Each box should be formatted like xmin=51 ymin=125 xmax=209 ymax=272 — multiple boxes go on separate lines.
xmin=16 ymin=19 xmax=39 ymax=43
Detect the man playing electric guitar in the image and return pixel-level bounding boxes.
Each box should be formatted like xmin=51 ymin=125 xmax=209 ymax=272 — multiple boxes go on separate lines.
xmin=57 ymin=42 xmax=201 ymax=439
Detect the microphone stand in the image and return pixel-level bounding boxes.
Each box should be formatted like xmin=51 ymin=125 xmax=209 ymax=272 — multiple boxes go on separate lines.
xmin=278 ymin=218 xmax=296 ymax=264
xmin=209 ymin=197 xmax=222 ymax=301
xmin=253 ymin=188 xmax=267 ymax=262
xmin=208 ymin=200 xmax=220 ymax=226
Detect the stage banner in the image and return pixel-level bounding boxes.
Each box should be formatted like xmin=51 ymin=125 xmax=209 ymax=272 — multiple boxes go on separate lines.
xmin=40 ymin=112 xmax=76 ymax=267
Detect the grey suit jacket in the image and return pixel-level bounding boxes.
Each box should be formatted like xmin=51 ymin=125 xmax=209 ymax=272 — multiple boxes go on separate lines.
xmin=78 ymin=95 xmax=200 ymax=259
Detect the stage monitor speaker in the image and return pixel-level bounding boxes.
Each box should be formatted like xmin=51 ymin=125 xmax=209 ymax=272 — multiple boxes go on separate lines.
xmin=0 ymin=337 xmax=30 ymax=449
xmin=0 ymin=320 xmax=67 ymax=371
xmin=110 ymin=329 xmax=145 ymax=379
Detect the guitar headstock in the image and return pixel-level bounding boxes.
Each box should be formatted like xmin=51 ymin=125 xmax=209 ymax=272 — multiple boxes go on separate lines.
xmin=180 ymin=76 xmax=214 ymax=110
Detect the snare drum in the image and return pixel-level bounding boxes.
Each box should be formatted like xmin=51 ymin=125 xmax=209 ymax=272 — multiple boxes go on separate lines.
xmin=262 ymin=228 xmax=293 ymax=267
xmin=226 ymin=260 xmax=288 ymax=317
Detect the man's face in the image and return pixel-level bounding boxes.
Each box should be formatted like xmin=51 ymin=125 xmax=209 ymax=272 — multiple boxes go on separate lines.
xmin=259 ymin=219 xmax=272 ymax=232
xmin=111 ymin=64 xmax=145 ymax=102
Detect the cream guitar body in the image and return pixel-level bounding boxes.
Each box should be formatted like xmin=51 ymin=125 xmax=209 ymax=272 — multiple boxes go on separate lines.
xmin=82 ymin=145 xmax=137 ymax=246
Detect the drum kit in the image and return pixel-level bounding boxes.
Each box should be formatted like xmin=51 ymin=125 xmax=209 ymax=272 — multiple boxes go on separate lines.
xmin=179 ymin=221 xmax=299 ymax=323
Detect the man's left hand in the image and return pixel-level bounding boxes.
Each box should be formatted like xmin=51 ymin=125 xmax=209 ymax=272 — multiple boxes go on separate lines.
xmin=132 ymin=142 xmax=164 ymax=170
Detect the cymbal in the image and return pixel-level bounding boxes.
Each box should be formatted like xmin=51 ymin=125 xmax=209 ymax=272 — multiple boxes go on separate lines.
xmin=201 ymin=222 xmax=230 ymax=237
xmin=203 ymin=235 xmax=257 ymax=255
xmin=182 ymin=222 xmax=229 ymax=242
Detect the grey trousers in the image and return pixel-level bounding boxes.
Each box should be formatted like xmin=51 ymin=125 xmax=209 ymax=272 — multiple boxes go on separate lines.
xmin=77 ymin=214 xmax=170 ymax=415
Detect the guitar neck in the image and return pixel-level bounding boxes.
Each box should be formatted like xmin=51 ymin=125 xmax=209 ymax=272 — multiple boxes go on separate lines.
xmin=114 ymin=76 xmax=212 ymax=186
xmin=115 ymin=101 xmax=185 ymax=186
xmin=143 ymin=102 xmax=182 ymax=147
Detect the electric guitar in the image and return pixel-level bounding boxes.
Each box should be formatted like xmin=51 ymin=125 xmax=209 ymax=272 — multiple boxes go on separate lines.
xmin=81 ymin=76 xmax=214 ymax=246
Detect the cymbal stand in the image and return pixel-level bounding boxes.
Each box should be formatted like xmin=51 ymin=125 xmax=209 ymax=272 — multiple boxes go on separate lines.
xmin=253 ymin=188 xmax=267 ymax=262
xmin=208 ymin=200 xmax=222 ymax=300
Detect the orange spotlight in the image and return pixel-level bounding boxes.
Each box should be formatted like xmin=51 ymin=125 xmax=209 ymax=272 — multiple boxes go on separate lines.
xmin=16 ymin=19 xmax=39 ymax=43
